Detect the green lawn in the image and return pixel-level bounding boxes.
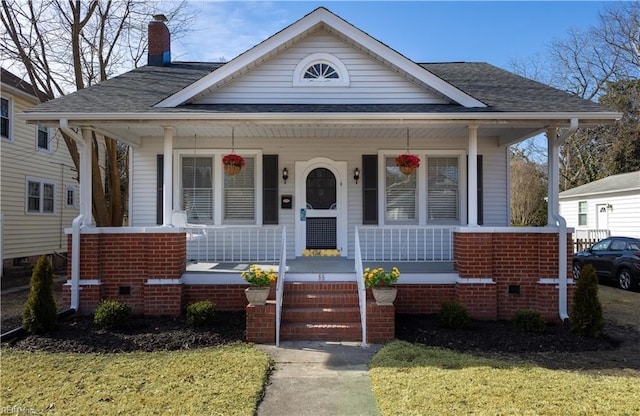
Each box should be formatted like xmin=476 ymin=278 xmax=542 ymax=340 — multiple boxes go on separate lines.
xmin=1 ymin=344 xmax=272 ymax=415
xmin=370 ymin=341 xmax=640 ymax=416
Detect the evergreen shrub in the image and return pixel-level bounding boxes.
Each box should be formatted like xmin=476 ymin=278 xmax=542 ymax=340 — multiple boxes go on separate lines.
xmin=570 ymin=264 xmax=604 ymax=337
xmin=22 ymin=255 xmax=57 ymax=334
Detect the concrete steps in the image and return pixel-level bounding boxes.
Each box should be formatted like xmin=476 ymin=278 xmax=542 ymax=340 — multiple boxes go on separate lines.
xmin=280 ymin=282 xmax=362 ymax=342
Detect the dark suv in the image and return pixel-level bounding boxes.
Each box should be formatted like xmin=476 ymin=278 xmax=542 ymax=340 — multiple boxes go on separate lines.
xmin=573 ymin=236 xmax=640 ymax=291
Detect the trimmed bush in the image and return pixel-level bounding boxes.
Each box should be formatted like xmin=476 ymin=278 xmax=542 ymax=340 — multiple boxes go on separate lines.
xmin=22 ymin=255 xmax=58 ymax=334
xmin=513 ymin=310 xmax=546 ymax=335
xmin=438 ymin=301 xmax=470 ymax=329
xmin=186 ymin=301 xmax=216 ymax=328
xmin=570 ymin=264 xmax=604 ymax=337
xmin=94 ymin=300 xmax=132 ymax=329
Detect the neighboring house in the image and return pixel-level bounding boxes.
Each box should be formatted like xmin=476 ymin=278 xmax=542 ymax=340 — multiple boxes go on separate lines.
xmin=21 ymin=9 xmax=620 ymax=344
xmin=560 ymin=170 xmax=640 ymax=241
xmin=1 ymin=68 xmax=79 ymax=279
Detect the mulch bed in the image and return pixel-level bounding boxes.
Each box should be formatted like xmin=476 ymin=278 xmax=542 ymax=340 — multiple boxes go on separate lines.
xmin=3 ymin=311 xmax=639 ymax=374
xmin=395 ymin=313 xmax=619 ymax=354
xmin=3 ymin=312 xmax=246 ymax=353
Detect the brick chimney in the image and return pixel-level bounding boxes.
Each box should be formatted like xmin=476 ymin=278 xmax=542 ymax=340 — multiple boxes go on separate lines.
xmin=148 ymin=14 xmax=171 ymax=66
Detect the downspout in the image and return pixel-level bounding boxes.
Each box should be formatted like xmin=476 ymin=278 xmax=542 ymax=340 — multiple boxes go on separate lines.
xmin=70 ymin=214 xmax=85 ymax=311
xmin=554 ymin=214 xmax=569 ymax=321
xmin=553 ymin=118 xmax=578 ymax=321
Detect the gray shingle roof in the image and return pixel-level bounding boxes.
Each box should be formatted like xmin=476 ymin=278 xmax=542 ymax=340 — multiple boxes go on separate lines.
xmin=1 ymin=68 xmax=46 ymax=99
xmin=25 ymin=61 xmax=612 ymax=116
xmin=559 ymin=170 xmax=640 ymax=198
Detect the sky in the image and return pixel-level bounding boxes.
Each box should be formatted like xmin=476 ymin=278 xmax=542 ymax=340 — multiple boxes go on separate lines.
xmin=171 ymin=1 xmax=612 ymax=70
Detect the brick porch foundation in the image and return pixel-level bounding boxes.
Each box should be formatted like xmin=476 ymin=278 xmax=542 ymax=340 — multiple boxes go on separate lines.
xmin=66 ymin=227 xmax=574 ymax=343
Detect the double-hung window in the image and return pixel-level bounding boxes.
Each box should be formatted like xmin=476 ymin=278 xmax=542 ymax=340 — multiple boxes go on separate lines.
xmin=427 ymin=157 xmax=459 ymax=221
xmin=578 ymin=201 xmax=588 ymax=226
xmin=37 ymin=125 xmax=51 ymax=151
xmin=224 ymin=157 xmax=255 ymax=223
xmin=179 ymin=152 xmax=259 ymax=225
xmin=384 ymin=157 xmax=416 ymax=223
xmin=1 ymin=98 xmax=10 ymax=141
xmin=182 ymin=157 xmax=214 ymax=223
xmin=27 ymin=178 xmax=55 ymax=214
xmin=382 ymin=151 xmax=463 ymax=225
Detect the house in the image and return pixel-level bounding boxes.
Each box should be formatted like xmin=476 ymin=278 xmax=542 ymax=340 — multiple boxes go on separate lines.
xmin=21 ymin=8 xmax=620 ymax=344
xmin=559 ymin=170 xmax=640 ymax=244
xmin=1 ymin=68 xmax=79 ymax=280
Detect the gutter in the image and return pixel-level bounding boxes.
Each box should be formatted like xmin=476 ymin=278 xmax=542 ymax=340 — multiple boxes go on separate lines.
xmin=556 ymin=118 xmax=579 ymax=144
xmin=19 ymin=111 xmax=623 ymax=123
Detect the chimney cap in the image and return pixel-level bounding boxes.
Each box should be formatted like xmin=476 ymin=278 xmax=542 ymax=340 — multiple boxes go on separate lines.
xmin=152 ymin=14 xmax=168 ymax=23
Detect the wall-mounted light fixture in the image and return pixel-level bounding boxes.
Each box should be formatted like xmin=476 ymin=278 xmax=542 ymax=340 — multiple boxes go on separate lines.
xmin=282 ymin=167 xmax=289 ymax=183
xmin=606 ymin=203 xmax=613 ymax=211
xmin=353 ymin=167 xmax=360 ymax=184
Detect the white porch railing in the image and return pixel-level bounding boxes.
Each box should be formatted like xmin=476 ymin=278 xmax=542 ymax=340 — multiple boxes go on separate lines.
xmin=354 ymin=227 xmax=367 ymax=348
xmin=357 ymin=226 xmax=454 ymax=262
xmin=276 ymin=227 xmax=286 ymax=347
xmin=186 ymin=226 xmax=284 ymax=263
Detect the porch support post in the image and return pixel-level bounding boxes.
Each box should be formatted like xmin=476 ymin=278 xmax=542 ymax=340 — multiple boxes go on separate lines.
xmin=162 ymin=126 xmax=175 ymax=226
xmin=80 ymin=127 xmax=94 ymax=226
xmin=546 ymin=127 xmax=559 ymax=226
xmin=467 ymin=125 xmax=478 ymax=226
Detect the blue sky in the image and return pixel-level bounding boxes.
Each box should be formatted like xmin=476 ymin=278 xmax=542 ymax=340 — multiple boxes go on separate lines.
xmin=172 ymin=1 xmax=610 ymax=69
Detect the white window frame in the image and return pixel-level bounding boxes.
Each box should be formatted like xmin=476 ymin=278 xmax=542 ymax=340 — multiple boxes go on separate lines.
xmin=173 ymin=149 xmax=263 ymax=226
xmin=293 ymin=52 xmax=350 ymax=87
xmin=36 ymin=125 xmax=52 ymax=152
xmin=578 ymin=201 xmax=588 ymax=226
xmin=26 ymin=177 xmax=56 ymax=215
xmin=378 ymin=150 xmax=466 ymax=226
xmin=65 ymin=185 xmax=78 ymax=208
xmin=1 ymin=97 xmax=12 ymax=142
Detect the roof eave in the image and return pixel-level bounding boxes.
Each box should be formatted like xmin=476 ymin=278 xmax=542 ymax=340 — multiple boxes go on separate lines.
xmin=19 ymin=111 xmax=623 ymax=124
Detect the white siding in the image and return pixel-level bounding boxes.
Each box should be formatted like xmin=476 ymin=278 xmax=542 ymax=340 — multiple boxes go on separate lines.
xmin=560 ymin=191 xmax=640 ymax=238
xmin=0 ymin=90 xmax=79 ymax=260
xmin=131 ymin=135 xmax=509 ymax=259
xmin=194 ymin=30 xmax=445 ymax=105
xmin=481 ymin=144 xmax=508 ymax=226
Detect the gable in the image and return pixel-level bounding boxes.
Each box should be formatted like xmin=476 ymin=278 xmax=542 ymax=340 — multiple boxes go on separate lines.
xmin=191 ymin=30 xmax=449 ymax=105
xmin=157 ymin=7 xmax=485 ymax=108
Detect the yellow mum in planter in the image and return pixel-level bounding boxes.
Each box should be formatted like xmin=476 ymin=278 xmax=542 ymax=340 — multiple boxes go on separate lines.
xmin=363 ymin=267 xmax=400 ymax=288
xmin=241 ymin=265 xmax=277 ymax=287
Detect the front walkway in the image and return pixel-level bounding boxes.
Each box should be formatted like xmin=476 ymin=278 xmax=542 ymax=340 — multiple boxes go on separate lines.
xmin=256 ymin=341 xmax=382 ymax=416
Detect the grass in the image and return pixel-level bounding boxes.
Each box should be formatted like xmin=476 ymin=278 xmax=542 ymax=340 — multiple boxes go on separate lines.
xmin=370 ymin=340 xmax=640 ymax=416
xmin=598 ymin=284 xmax=640 ymax=331
xmin=1 ymin=344 xmax=272 ymax=415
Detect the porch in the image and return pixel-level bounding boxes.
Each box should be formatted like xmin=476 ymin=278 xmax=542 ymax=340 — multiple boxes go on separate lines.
xmin=64 ymin=223 xmax=573 ymax=345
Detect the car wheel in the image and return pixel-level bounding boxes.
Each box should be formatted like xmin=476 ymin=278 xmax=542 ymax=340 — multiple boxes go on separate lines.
xmin=617 ymin=268 xmax=632 ymax=291
xmin=572 ymin=262 xmax=582 ymax=280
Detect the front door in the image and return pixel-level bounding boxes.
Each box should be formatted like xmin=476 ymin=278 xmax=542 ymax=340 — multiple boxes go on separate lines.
xmin=295 ymin=158 xmax=348 ymax=257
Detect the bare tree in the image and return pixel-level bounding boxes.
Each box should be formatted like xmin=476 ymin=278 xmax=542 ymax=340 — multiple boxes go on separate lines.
xmin=1 ymin=0 xmax=196 ymax=226
xmin=511 ymin=2 xmax=640 ymax=191
xmin=510 ymin=150 xmax=548 ymax=227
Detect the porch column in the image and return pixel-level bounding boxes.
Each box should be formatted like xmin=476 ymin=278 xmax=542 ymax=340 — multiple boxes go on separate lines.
xmin=467 ymin=125 xmax=478 ymax=226
xmin=80 ymin=127 xmax=94 ymax=226
xmin=162 ymin=126 xmax=175 ymax=226
xmin=546 ymin=127 xmax=559 ymax=226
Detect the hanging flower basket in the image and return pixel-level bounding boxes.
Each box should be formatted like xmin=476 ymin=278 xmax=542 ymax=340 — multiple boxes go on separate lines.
xmin=395 ymin=154 xmax=421 ymax=175
xmin=222 ymin=154 xmax=245 ymax=176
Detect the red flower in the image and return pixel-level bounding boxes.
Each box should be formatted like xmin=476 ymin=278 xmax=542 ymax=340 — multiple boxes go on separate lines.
xmin=395 ymin=154 xmax=421 ymax=169
xmin=222 ymin=154 xmax=246 ymax=168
